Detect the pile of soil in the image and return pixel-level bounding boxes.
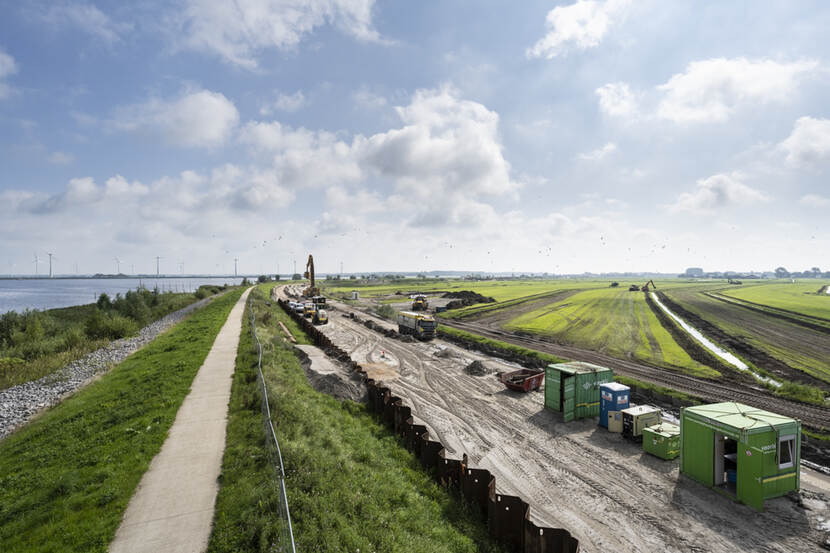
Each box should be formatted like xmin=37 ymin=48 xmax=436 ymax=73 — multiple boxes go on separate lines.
xmin=464 ymin=360 xmax=490 ymax=376
xmin=434 ymin=347 xmax=454 ymax=359
xmin=443 ymin=291 xmax=495 ymax=310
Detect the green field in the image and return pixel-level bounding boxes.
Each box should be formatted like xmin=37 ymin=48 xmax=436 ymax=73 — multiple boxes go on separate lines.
xmin=503 ymin=287 xmax=719 ymax=378
xmin=209 ymin=284 xmax=507 ymax=552
xmin=664 ymin=282 xmax=830 ymax=387
xmin=718 ymin=281 xmax=830 ymax=321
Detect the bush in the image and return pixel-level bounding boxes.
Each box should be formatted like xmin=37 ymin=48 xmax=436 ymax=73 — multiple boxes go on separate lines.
xmin=61 ymin=327 xmax=86 ymax=350
xmin=0 ymin=357 xmax=25 ymax=376
xmin=375 ymin=304 xmax=396 ymax=320
xmin=257 ymin=275 xmax=268 ymax=283
xmin=85 ymin=311 xmax=137 ymax=340
xmin=96 ymin=293 xmax=112 ymax=311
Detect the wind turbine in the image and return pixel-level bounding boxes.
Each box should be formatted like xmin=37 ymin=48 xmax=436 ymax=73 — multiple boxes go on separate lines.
xmin=155 ymin=256 xmax=163 ymax=276
xmin=33 ymin=253 xmax=39 ymax=276
xmin=114 ymin=257 xmax=121 ymax=274
xmin=47 ymin=253 xmax=56 ymax=278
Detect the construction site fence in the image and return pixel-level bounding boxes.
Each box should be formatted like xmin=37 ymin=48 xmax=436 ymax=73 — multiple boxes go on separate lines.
xmin=249 ymin=298 xmax=297 ymax=553
xmin=277 ymin=298 xmax=580 ymax=553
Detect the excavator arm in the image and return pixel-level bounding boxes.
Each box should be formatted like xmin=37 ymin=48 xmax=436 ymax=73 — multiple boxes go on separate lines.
xmin=304 ymin=255 xmax=315 ymax=289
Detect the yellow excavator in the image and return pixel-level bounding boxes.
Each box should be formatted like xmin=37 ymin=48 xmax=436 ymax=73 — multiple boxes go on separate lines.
xmin=641 ymin=279 xmax=657 ymax=292
xmin=302 ymin=254 xmax=320 ymax=297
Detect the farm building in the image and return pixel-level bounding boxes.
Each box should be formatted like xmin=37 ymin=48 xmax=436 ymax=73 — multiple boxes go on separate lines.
xmin=544 ymin=362 xmax=613 ymax=422
xmin=680 ymin=402 xmax=801 ymax=511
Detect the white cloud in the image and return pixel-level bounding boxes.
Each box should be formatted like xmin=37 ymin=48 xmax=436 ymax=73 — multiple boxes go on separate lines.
xmin=799 ymin=193 xmax=830 ymax=207
xmin=0 ymin=47 xmax=18 ymax=99
xmin=42 ymin=3 xmax=131 ymax=43
xmin=779 ymin=116 xmax=830 ymax=167
xmin=178 ymin=0 xmax=384 ymax=69
xmin=361 ymin=85 xmax=518 ymax=199
xmin=48 ymin=151 xmax=75 ymax=165
xmin=113 ymin=89 xmax=239 ymax=148
xmin=527 ymin=0 xmax=629 ymax=59
xmin=666 ymin=173 xmax=770 ymax=214
xmin=656 ymin=58 xmax=818 ymax=124
xmin=595 ymin=82 xmax=638 ymax=118
xmin=578 ymin=142 xmax=617 ymax=161
xmin=352 ymin=87 xmax=388 ymax=109
xmin=260 ymin=90 xmax=307 ymax=115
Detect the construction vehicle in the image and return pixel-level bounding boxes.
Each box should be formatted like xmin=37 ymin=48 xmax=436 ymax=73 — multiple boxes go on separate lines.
xmin=628 ymin=284 xmax=640 ymax=292
xmin=302 ymin=254 xmax=320 ymax=297
xmin=727 ymin=278 xmax=742 ymax=285
xmin=303 ymin=303 xmax=315 ymax=318
xmin=312 ymin=295 xmax=327 ymax=308
xmin=313 ymin=308 xmax=328 ymax=325
xmin=641 ymin=279 xmax=657 ymax=292
xmin=411 ymin=294 xmax=428 ymax=311
xmin=396 ymin=311 xmax=437 ymax=340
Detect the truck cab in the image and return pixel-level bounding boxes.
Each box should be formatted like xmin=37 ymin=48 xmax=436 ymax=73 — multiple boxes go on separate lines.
xmin=396 ymin=311 xmax=436 ymax=340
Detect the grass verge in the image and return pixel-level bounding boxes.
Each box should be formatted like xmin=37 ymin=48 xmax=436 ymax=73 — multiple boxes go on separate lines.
xmin=0 ymin=288 xmax=245 ymax=553
xmin=209 ymin=286 xmax=508 ymax=552
xmin=613 ymin=375 xmax=702 ymax=406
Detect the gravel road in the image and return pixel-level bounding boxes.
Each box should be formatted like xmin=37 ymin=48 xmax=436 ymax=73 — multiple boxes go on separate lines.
xmin=0 ymin=295 xmax=217 ymax=439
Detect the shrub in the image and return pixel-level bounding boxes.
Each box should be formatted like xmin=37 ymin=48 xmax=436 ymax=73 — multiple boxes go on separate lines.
xmin=61 ymin=327 xmax=86 ymax=350
xmin=96 ymin=293 xmax=113 ymax=311
xmin=85 ymin=311 xmax=137 ymax=340
xmin=375 ymin=304 xmax=396 ymax=320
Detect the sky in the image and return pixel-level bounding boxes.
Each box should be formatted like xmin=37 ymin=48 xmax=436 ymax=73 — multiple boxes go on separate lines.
xmin=1 ymin=0 xmax=829 ymax=276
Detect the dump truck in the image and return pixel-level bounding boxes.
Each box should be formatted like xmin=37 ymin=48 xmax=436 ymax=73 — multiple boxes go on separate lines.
xmin=396 ymin=311 xmax=437 ymax=340
xmin=411 ymin=294 xmax=428 ymax=311
xmin=303 ymin=303 xmax=315 ymax=318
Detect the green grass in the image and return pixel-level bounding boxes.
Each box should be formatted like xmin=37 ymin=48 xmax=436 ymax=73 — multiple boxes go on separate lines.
xmin=0 ymin=288 xmax=245 ymax=553
xmin=719 ymin=281 xmax=830 ymax=321
xmin=502 ymin=287 xmax=718 ymax=378
xmin=0 ymin=288 xmax=209 ymax=390
xmin=209 ymin=286 xmax=508 ymax=553
xmin=437 ymin=325 xmax=566 ymax=365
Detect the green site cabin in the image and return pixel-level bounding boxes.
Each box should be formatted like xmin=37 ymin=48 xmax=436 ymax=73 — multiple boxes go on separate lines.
xmin=643 ymin=422 xmax=680 ymax=460
xmin=544 ymin=362 xmax=613 ymax=422
xmin=680 ymin=402 xmax=801 ymax=511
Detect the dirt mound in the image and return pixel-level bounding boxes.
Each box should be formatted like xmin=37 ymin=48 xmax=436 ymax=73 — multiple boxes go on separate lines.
xmin=307 ymin=371 xmax=365 ymax=402
xmin=399 ymin=334 xmax=415 ymax=343
xmin=434 ymin=347 xmax=454 ymax=358
xmin=443 ymin=290 xmax=496 ymax=302
xmin=464 ymin=360 xmax=490 ymax=376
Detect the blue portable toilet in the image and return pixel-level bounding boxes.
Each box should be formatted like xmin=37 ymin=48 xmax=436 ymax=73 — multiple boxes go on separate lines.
xmin=599 ymin=382 xmax=630 ymax=428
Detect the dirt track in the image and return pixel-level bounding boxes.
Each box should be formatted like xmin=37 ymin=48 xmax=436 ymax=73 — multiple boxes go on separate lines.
xmin=280 ymin=288 xmax=830 ymax=553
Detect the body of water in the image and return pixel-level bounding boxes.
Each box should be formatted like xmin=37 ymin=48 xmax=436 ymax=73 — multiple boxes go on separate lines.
xmin=0 ymin=277 xmax=245 ymax=314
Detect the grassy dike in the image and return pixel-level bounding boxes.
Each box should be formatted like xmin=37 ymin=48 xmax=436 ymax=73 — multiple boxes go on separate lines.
xmin=208 ymin=286 xmax=508 ymax=553
xmin=0 ymin=288 xmax=245 ymax=553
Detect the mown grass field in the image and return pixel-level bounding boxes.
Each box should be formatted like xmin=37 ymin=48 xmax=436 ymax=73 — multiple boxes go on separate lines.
xmin=503 ymin=286 xmax=719 ymax=378
xmin=0 ymin=287 xmax=245 ymax=553
xmin=209 ymin=284 xmax=508 ymax=553
xmin=718 ymin=280 xmax=830 ymax=321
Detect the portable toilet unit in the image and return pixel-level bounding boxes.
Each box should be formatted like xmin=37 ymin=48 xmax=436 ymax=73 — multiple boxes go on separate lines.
xmin=544 ymin=362 xmax=613 ymax=422
xmin=351 ymin=291 xmax=359 ymax=300
xmin=621 ymin=406 xmax=662 ymax=441
xmin=607 ymin=411 xmax=623 ymax=433
xmin=680 ymin=402 xmax=801 ymax=511
xmin=643 ymin=422 xmax=681 ymax=460
xmin=599 ymin=382 xmax=630 ymax=428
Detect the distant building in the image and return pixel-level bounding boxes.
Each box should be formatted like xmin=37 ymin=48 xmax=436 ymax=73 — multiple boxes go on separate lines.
xmin=684 ymin=267 xmax=704 ymax=277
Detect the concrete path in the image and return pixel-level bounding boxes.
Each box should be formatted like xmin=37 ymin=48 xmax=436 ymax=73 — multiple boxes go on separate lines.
xmin=109 ymin=288 xmax=252 ymax=553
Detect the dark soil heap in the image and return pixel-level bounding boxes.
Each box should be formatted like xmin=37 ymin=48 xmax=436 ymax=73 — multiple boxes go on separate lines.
xmin=443 ymin=290 xmax=495 ymax=310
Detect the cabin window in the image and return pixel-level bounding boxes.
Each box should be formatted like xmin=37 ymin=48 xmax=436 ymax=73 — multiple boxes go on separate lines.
xmin=778 ymin=435 xmax=795 ymax=469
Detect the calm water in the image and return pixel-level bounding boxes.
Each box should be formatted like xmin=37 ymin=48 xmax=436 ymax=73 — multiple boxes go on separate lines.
xmin=0 ymin=278 xmax=245 ymax=314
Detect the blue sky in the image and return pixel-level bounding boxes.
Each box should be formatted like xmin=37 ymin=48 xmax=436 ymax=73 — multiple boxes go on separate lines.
xmin=1 ymin=0 xmax=829 ymax=275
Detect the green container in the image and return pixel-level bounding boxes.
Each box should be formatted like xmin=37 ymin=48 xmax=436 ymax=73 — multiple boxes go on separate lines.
xmin=544 ymin=362 xmax=613 ymax=422
xmin=680 ymin=402 xmax=801 ymax=511
xmin=643 ymin=422 xmax=680 ymax=460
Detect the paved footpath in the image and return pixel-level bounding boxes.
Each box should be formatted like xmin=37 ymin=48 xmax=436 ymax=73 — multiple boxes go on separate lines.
xmin=109 ymin=288 xmax=252 ymax=553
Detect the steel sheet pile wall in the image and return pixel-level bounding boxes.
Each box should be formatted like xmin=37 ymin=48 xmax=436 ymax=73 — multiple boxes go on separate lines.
xmin=278 ymin=299 xmax=580 ymax=553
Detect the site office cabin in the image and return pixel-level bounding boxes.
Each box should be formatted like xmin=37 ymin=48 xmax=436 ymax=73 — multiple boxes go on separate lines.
xmin=680 ymin=402 xmax=800 ymax=511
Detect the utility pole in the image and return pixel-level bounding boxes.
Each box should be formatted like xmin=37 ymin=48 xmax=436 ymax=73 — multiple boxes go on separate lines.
xmin=156 ymin=256 xmax=161 ymax=276
xmin=48 ymin=253 xmax=54 ymax=278
xmin=234 ymin=258 xmax=238 ymax=277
